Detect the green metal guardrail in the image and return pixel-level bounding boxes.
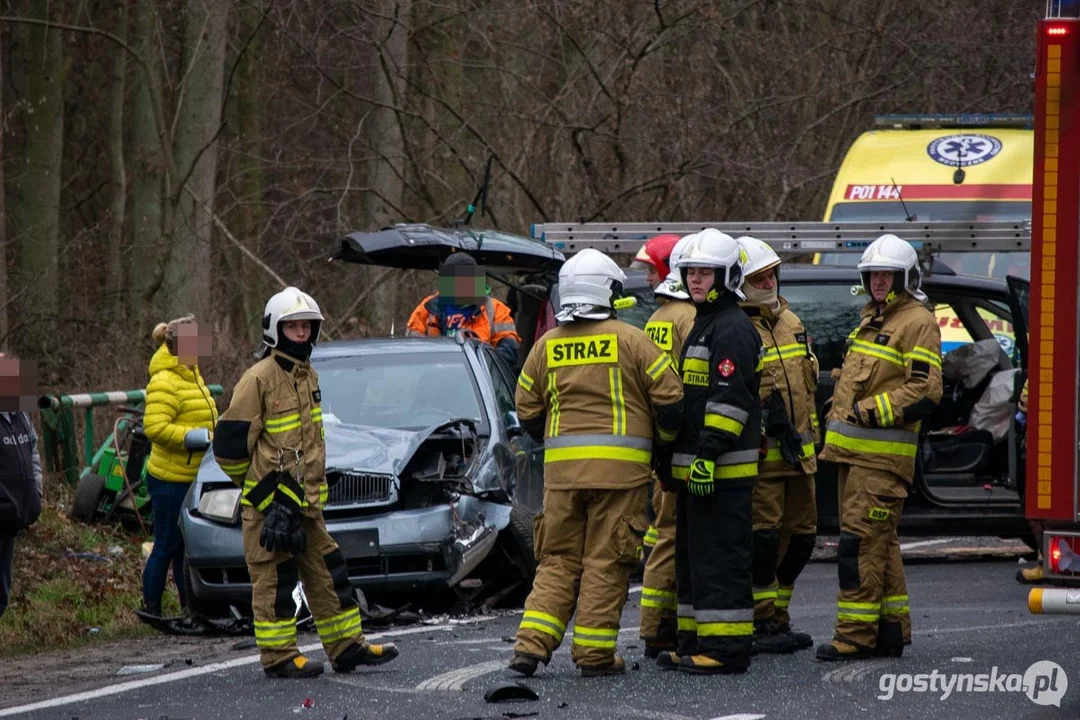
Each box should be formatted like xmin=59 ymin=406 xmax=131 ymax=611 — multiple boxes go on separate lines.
xmin=37 ymin=387 xmax=225 ymax=486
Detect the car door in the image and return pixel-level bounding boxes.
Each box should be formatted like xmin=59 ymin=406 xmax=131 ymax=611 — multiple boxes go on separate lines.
xmin=481 ymin=346 xmax=545 ymax=512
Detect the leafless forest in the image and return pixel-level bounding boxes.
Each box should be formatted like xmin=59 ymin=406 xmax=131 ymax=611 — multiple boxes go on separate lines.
xmin=0 ymin=0 xmax=1040 ymax=395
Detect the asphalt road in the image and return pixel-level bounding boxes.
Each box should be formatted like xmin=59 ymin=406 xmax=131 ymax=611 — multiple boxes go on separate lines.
xmin=3 ymin=551 xmax=1078 ymax=720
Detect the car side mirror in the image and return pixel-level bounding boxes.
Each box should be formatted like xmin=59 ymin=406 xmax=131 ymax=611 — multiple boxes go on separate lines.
xmin=184 ymin=428 xmax=212 ymax=452
xmin=506 ymin=411 xmax=525 ymax=439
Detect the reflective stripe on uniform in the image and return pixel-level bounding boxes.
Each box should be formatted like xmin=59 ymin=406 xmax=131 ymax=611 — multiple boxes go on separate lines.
xmin=849 ymin=339 xmax=905 ymax=368
xmin=519 ymin=610 xmax=566 ymax=641
xmin=311 ymin=408 xmax=323 ymax=423
xmin=874 ymin=392 xmax=895 ymax=427
xmin=671 ymin=449 xmax=759 ymax=480
xmin=518 ymin=371 xmax=535 ymax=392
xmin=881 ymin=594 xmax=910 ymax=616
xmin=838 ymin=600 xmax=880 ymax=623
xmin=824 ymin=420 xmax=918 ymax=458
xmin=657 ymin=426 xmax=678 ymax=443
xmin=646 ymin=353 xmax=673 ymax=380
xmin=763 ymin=343 xmax=808 ymax=363
xmin=753 ymin=585 xmax=778 ymax=602
xmin=763 ymin=432 xmax=815 ymax=463
xmin=609 ymin=368 xmax=627 ymax=435
xmin=255 ymin=618 xmax=297 ymax=648
xmin=318 ymin=481 xmax=328 ymax=507
xmin=641 ymin=587 xmax=677 ymax=610
xmin=544 ymin=434 xmax=651 ymax=463
xmin=695 ymin=608 xmax=754 ymax=637
xmin=775 ymin=586 xmax=793 ymax=609
xmin=314 ymin=607 xmax=363 ymax=644
xmin=906 ymin=345 xmax=942 ymax=369
xmin=265 ymin=413 xmax=301 ymax=433
xmin=572 ymin=625 xmax=618 ymax=649
xmin=219 ymin=460 xmax=250 ymax=475
xmin=677 ymin=603 xmax=697 ymax=632
xmin=547 ymin=372 xmax=561 ymax=437
xmin=644 ymin=526 xmax=659 ymax=546
xmin=703 ymin=402 xmax=749 ymax=435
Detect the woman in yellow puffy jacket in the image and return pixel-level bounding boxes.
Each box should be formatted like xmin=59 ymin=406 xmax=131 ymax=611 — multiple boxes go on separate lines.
xmin=140 ymin=315 xmax=218 ymax=617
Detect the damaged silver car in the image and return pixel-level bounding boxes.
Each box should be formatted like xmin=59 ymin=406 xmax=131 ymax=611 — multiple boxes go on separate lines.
xmin=180 ymin=335 xmax=544 ymax=619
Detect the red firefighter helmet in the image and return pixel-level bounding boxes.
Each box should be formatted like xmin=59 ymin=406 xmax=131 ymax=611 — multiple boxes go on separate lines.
xmin=631 ymin=234 xmax=682 ymax=280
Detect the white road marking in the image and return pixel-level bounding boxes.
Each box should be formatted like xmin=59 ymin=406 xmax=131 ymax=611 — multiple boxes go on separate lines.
xmin=899 ymin=538 xmax=953 ymax=550
xmin=0 ymin=617 xmax=502 ymax=718
xmin=415 ymin=659 xmax=507 ymax=691
xmin=630 ymin=584 xmax=643 ymax=594
xmin=706 ymin=715 xmax=767 ymax=720
xmin=951 ymin=657 xmax=973 ymax=663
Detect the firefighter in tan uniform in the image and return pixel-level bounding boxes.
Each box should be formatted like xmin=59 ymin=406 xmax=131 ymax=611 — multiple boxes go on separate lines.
xmin=508 ymin=249 xmax=684 ymax=678
xmin=639 ymin=234 xmax=695 ymax=657
xmin=213 ymin=287 xmax=399 ymax=678
xmin=816 ymin=235 xmax=943 ymax=661
xmin=735 ymin=236 xmax=819 ymax=655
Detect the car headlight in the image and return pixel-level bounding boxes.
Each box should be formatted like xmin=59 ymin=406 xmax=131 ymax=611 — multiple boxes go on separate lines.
xmin=198 ymin=488 xmax=241 ymax=524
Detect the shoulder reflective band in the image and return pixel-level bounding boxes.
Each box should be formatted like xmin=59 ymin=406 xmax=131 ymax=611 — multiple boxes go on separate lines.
xmin=518 ymin=371 xmax=535 ymax=391
xmin=905 ymin=345 xmax=942 ymax=369
xmin=762 ymin=343 xmax=808 ymax=364
xmin=546 ymin=333 xmax=619 ymax=367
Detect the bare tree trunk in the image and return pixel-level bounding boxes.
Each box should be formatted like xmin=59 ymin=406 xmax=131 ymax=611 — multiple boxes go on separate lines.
xmin=12 ymin=8 xmax=64 ymax=351
xmin=106 ymin=2 xmax=127 ymax=316
xmin=165 ymin=0 xmax=231 ymax=321
xmin=235 ymin=2 xmax=265 ymax=341
xmin=0 ymin=26 xmax=8 ymax=349
xmin=129 ymin=0 xmax=163 ymax=328
xmin=363 ymin=0 xmax=410 ymax=228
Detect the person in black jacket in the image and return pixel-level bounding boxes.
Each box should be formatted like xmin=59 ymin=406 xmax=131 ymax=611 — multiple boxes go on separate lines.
xmin=0 ymin=353 xmax=43 ymax=619
xmin=662 ymin=230 xmax=763 ymax=675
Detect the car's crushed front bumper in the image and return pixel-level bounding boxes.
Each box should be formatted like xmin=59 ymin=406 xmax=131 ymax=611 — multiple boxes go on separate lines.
xmin=181 ymin=494 xmax=512 ymax=607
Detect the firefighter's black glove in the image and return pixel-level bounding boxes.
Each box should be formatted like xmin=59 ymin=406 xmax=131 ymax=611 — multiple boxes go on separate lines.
xmin=762 ymin=391 xmax=804 ymax=466
xmin=258 ymin=474 xmax=307 ymax=554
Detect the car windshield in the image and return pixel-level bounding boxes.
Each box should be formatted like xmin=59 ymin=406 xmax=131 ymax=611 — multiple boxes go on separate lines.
xmin=820 ymin=201 xmax=1032 ymax=280
xmin=314 ymin=352 xmax=484 ymax=430
xmin=781 ymin=282 xmax=868 ymax=371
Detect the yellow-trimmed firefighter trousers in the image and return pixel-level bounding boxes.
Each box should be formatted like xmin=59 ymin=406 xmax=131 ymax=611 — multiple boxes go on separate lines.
xmin=640 ymin=482 xmax=677 ymax=646
xmin=242 ymin=506 xmax=367 ymax=668
xmin=514 ymin=485 xmax=648 ymax=667
xmin=833 ymin=465 xmax=911 ymax=650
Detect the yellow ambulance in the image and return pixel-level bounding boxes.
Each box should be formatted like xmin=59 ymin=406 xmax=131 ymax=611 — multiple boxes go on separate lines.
xmin=816 ymin=114 xmax=1032 ymax=355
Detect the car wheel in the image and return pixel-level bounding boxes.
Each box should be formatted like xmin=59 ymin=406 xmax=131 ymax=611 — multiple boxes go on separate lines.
xmin=504 ymin=502 xmax=536 ymax=586
xmin=71 ymin=473 xmax=105 ymax=522
xmin=184 ymin=557 xmax=235 ymax=621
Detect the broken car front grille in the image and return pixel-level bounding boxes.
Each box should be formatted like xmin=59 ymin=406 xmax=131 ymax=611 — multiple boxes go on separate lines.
xmin=327 ymin=472 xmax=396 ymax=507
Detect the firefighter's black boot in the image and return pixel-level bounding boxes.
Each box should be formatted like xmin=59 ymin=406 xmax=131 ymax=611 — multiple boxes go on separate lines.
xmin=678 ymin=654 xmax=748 ymax=675
xmin=815 ymin=640 xmax=877 ymax=662
xmin=753 ymin=620 xmax=799 ymax=654
xmin=777 ymin=622 xmax=814 ymax=650
xmin=579 ymin=655 xmax=626 ymax=678
xmin=331 ymin=640 xmax=399 ymax=672
xmin=264 ymin=655 xmax=324 ymax=678
xmin=876 ymin=621 xmax=905 ymax=658
xmin=655 ymin=651 xmax=681 ymax=670
xmin=508 ymin=652 xmax=544 ymax=678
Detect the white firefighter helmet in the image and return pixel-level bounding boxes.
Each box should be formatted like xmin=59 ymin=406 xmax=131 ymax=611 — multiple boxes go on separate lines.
xmin=655 ymin=234 xmax=695 ymax=300
xmin=679 ymin=229 xmax=746 ymax=301
xmin=557 ymin=248 xmax=627 ymax=309
xmin=857 ymin=233 xmax=927 ymax=302
xmin=262 ymin=286 xmax=325 ymax=348
xmin=735 ymin=235 xmax=781 ymax=280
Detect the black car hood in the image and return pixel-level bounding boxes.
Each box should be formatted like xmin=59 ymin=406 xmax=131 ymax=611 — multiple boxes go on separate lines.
xmin=330 ymin=223 xmax=564 ymax=273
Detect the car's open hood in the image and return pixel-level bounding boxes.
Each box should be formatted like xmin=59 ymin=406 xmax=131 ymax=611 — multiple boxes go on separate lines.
xmin=329 ymin=223 xmax=564 ymax=273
